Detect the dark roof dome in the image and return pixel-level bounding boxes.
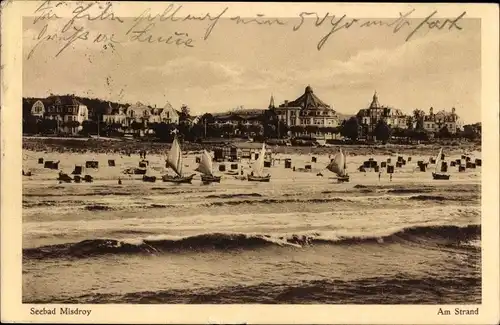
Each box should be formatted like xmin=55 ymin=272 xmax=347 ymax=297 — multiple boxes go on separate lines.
xmin=287 ymin=85 xmax=331 ymax=110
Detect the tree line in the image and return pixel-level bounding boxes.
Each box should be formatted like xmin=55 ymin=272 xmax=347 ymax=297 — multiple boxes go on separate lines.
xmin=23 ymin=96 xmax=480 ymax=143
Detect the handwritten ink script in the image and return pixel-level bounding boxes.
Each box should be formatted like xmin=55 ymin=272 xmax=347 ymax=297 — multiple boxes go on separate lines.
xmin=27 ymin=1 xmax=467 ymax=59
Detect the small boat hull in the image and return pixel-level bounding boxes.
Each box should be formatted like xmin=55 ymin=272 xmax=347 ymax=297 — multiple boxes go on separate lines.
xmin=134 ymin=168 xmax=147 ymax=175
xmin=162 ymin=174 xmax=195 ymax=184
xmin=247 ymin=174 xmax=271 ymax=182
xmin=201 ymin=175 xmax=221 ymax=183
xmin=336 ymin=175 xmax=350 ymax=183
xmin=142 ymin=175 xmax=157 ymax=183
xmin=57 ymin=173 xmax=72 ymax=183
xmin=432 ymin=172 xmax=450 ymax=180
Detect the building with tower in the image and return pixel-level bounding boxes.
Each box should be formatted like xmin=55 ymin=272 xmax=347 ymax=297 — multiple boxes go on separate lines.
xmin=271 ymin=85 xmax=340 ymax=137
xmin=356 ymin=91 xmax=407 ymax=136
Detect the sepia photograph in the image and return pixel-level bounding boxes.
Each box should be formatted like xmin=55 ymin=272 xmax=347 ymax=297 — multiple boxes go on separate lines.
xmin=1 ymin=1 xmax=499 ymax=324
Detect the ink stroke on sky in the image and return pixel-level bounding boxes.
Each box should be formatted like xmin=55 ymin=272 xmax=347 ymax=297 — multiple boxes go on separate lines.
xmin=26 ymin=1 xmax=467 ymax=59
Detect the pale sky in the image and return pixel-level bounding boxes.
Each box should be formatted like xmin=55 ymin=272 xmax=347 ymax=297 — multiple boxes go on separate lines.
xmin=23 ymin=13 xmax=481 ymax=123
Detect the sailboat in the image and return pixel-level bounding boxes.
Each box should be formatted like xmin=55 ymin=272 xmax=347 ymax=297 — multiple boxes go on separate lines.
xmin=196 ymin=150 xmax=221 ymax=184
xmin=162 ymin=136 xmax=196 ymax=183
xmin=247 ymin=143 xmax=271 ymax=182
xmin=432 ymin=147 xmax=450 ymax=180
xmin=326 ymin=148 xmax=349 ymax=182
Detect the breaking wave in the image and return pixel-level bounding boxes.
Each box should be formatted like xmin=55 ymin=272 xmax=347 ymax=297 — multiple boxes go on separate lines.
xmin=23 ymin=224 xmax=480 ymax=260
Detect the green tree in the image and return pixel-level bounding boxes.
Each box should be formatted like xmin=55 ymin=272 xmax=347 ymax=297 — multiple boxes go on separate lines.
xmin=130 ymin=121 xmax=143 ymax=134
xmin=152 ymin=122 xmax=176 ymax=141
xmin=81 ymin=120 xmax=96 ymax=135
xmin=237 ymin=124 xmax=250 ymax=137
xmin=340 ymin=117 xmax=360 ymax=141
xmin=437 ymin=125 xmax=451 ymax=139
xmin=290 ymin=125 xmax=305 ymax=136
xmin=263 ymin=123 xmax=277 ymax=139
xmin=406 ymin=116 xmax=414 ymax=129
xmin=190 ymin=123 xmax=205 ymax=140
xmin=461 ymin=124 xmax=479 ymax=140
xmin=373 ymin=120 xmax=391 ymax=142
xmin=305 ymin=125 xmax=319 ymax=137
xmin=221 ymin=123 xmax=236 ymax=137
xmin=23 ymin=115 xmax=40 ymax=134
xmin=277 ymin=120 xmax=289 ymax=138
xmin=413 ymin=109 xmax=425 ymax=130
xmin=180 ymin=104 xmax=190 ymax=119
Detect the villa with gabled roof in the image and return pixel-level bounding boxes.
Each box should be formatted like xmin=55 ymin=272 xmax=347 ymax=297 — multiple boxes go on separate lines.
xmin=422 ymin=107 xmax=461 ymax=134
xmin=43 ymin=95 xmax=89 ymax=135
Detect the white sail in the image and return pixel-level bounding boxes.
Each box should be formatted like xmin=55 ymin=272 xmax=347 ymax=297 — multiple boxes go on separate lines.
xmin=196 ymin=150 xmax=213 ymax=176
xmin=327 ymin=149 xmax=346 ymax=177
xmin=252 ymin=143 xmax=266 ymax=177
xmin=435 ymin=147 xmax=443 ymax=173
xmin=166 ymin=136 xmax=183 ymax=177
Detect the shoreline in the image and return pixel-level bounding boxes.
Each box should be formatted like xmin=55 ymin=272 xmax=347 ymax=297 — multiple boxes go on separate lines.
xmin=22 ymin=137 xmax=481 ymax=157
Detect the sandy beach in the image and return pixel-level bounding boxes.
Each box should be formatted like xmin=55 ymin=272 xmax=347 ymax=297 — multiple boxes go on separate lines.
xmin=22 ymin=137 xmax=481 ymax=157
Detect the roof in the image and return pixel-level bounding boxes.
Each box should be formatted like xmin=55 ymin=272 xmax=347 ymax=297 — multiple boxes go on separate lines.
xmin=357 ymin=92 xmax=405 ymax=117
xmin=369 ymin=91 xmax=380 ymax=109
xmin=162 ymin=102 xmax=178 ymax=114
xmin=128 ymin=101 xmax=151 ymax=112
xmin=105 ymin=102 xmax=121 ymax=115
xmin=282 ymin=86 xmax=331 ymax=110
xmin=231 ymin=108 xmax=266 ymax=115
xmin=212 ymin=108 xmax=266 ymax=121
xmin=47 ymin=95 xmax=83 ymax=106
xmin=424 ymin=109 xmax=459 ymax=121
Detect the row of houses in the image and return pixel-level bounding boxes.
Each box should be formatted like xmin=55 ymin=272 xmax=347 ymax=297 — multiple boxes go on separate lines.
xmin=25 ymin=95 xmax=182 ymax=135
xmin=24 ymin=86 xmax=462 ymax=137
xmin=102 ymin=101 xmax=180 ymax=126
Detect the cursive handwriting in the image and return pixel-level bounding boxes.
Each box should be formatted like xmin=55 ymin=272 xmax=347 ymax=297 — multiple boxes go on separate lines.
xmin=61 ymin=2 xmax=124 ymax=33
xmin=126 ymin=23 xmax=194 ymax=47
xmin=27 ymin=2 xmax=468 ymax=59
xmin=32 ymin=0 xmax=63 ymax=24
xmin=358 ymin=10 xmax=414 ymax=33
xmin=292 ymin=9 xmax=466 ymax=50
xmin=128 ymin=4 xmax=227 ymax=41
xmin=404 ymin=10 xmax=466 ymax=41
xmin=230 ymin=14 xmax=286 ymax=26
xmin=27 ymin=23 xmax=90 ymax=60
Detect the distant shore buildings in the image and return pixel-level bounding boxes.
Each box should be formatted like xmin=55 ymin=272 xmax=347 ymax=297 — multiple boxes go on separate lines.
xmin=26 ymin=95 xmax=89 ymax=135
xmin=356 ymin=91 xmax=407 ymax=136
xmin=422 ymin=107 xmax=461 ymax=134
xmin=23 ymin=86 xmax=464 ymax=138
xmin=272 ymin=85 xmax=341 ymax=138
xmin=103 ymin=101 xmax=180 ymax=127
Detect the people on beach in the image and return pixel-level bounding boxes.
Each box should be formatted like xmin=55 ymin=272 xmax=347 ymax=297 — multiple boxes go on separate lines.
xmin=390 ymin=174 xmax=393 ymax=182
xmin=378 ymin=172 xmax=381 ymax=181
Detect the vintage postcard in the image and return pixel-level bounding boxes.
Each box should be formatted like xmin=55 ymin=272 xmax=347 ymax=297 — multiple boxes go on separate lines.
xmin=1 ymin=1 xmax=499 ymax=324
